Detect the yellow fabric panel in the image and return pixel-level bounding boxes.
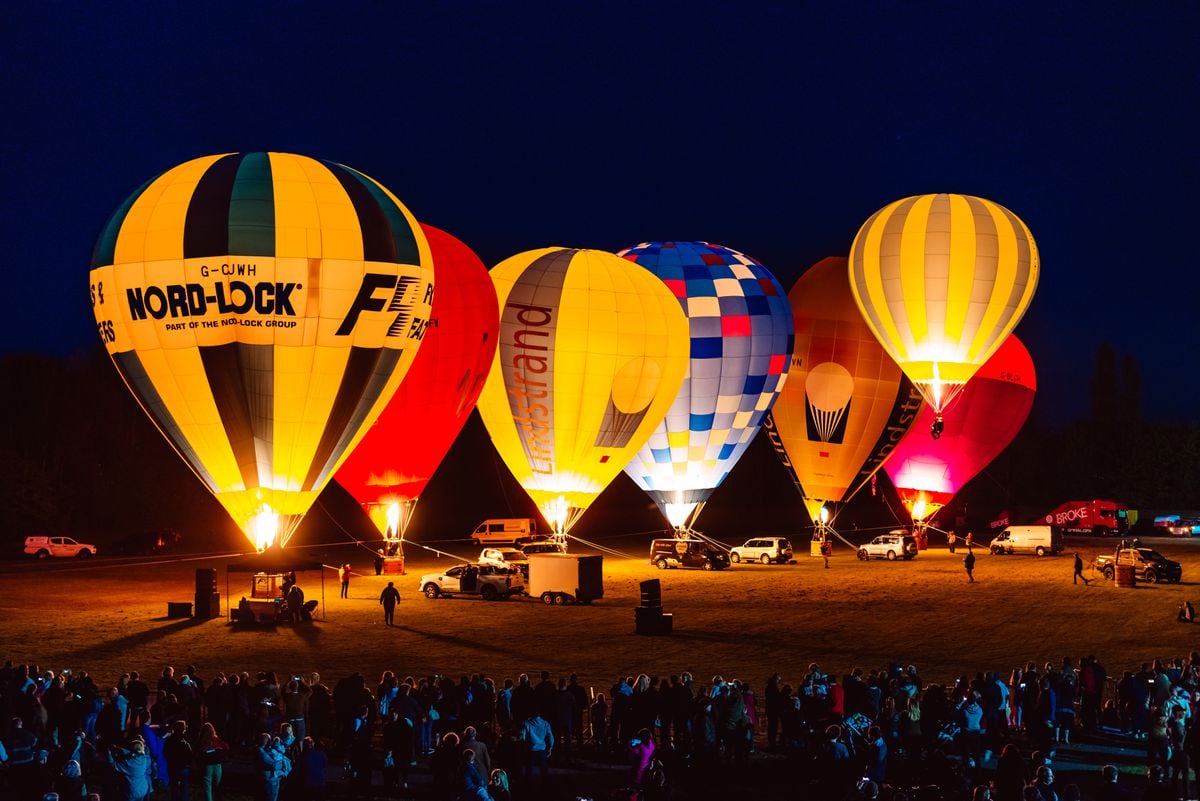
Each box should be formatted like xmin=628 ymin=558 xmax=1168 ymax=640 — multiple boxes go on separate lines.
xmin=944 ymin=194 xmax=977 ymax=354
xmin=850 ymin=203 xmax=902 ymax=362
xmin=968 ymin=199 xmax=1021 ymax=364
xmin=897 ymin=194 xmax=933 ymax=355
xmin=269 ymin=153 xmax=324 ymax=260
xmin=293 ymin=156 xmax=363 ymax=261
xmin=113 ymin=155 xmax=225 ymax=265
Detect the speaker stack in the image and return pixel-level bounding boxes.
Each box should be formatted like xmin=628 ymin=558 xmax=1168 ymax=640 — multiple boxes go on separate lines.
xmin=194 ymin=568 xmax=220 ymax=618
xmin=634 ymin=578 xmax=673 ymax=635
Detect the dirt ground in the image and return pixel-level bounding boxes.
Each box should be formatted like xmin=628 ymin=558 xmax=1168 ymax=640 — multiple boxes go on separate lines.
xmin=3 ymin=534 xmax=1197 ymax=693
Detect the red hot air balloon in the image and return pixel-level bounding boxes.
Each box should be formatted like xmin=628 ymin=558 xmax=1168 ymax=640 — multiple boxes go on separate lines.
xmin=883 ymin=334 xmax=1036 ymax=525
xmin=336 ymin=224 xmax=499 ymax=550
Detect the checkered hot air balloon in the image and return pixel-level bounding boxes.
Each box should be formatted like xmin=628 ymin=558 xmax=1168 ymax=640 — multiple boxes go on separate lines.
xmin=88 ymin=152 xmax=434 ymax=550
xmin=619 ymin=242 xmax=794 ymax=531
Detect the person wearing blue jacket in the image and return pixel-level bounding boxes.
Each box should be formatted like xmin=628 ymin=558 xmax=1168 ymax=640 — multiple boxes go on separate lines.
xmin=107 ymin=738 xmax=154 ymax=801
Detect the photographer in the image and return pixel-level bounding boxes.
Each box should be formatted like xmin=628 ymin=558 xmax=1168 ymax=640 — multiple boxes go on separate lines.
xmin=106 ymin=739 xmax=153 ymax=801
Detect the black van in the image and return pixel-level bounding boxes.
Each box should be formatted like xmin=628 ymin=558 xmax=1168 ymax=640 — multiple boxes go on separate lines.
xmin=650 ymin=538 xmax=731 ymax=571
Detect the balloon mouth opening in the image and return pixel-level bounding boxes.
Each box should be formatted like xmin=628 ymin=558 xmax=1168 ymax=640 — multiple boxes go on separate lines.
xmin=385 ymin=502 xmax=401 ymax=540
xmin=930 ymin=415 xmax=944 ymax=440
xmin=249 ymin=506 xmax=280 ymax=552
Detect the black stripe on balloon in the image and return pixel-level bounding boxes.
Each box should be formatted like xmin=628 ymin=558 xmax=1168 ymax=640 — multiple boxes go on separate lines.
xmin=198 ymin=342 xmax=266 ymax=494
xmin=113 ymin=350 xmax=219 ymax=492
xmin=303 ymin=346 xmax=403 ymax=491
xmin=322 ymin=162 xmax=396 ymax=263
xmin=183 ymin=153 xmax=246 ymax=259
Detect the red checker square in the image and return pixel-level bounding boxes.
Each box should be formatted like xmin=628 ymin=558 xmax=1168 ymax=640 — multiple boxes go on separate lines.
xmin=758 ymin=277 xmax=778 ymax=295
xmin=599 ymin=454 xmax=610 ymax=463
xmin=701 ymin=253 xmax=726 ymax=265
xmin=663 ymin=279 xmax=687 ymax=298
xmin=721 ymin=315 xmax=752 ymax=336
xmin=767 ymin=354 xmax=786 ymax=375
xmin=819 ymin=451 xmax=830 ymax=458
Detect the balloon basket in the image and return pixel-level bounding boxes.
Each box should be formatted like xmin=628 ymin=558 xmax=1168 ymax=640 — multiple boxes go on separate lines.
xmin=383 ymin=556 xmax=405 ymax=575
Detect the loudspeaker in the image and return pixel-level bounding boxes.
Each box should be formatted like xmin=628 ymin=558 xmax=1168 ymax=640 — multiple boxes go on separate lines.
xmin=639 ymin=579 xmax=662 ymax=608
xmin=195 ymin=568 xmax=218 ymax=594
xmin=193 ymin=592 xmax=220 ymax=619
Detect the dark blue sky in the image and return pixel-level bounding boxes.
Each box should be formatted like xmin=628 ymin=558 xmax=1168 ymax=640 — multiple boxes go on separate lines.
xmin=4 ymin=2 xmax=1198 ymax=422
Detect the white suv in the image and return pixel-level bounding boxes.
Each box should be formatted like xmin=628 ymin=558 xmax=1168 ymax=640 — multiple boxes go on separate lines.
xmin=24 ymin=536 xmax=97 ymax=559
xmin=479 ymin=547 xmax=529 ymax=573
xmin=729 ymin=537 xmax=793 ymax=564
xmin=856 ymin=531 xmax=918 ymax=561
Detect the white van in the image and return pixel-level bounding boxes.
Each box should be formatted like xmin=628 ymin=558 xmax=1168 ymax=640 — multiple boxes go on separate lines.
xmin=988 ymin=525 xmax=1064 ymax=557
xmin=470 ymin=518 xmax=540 ymax=545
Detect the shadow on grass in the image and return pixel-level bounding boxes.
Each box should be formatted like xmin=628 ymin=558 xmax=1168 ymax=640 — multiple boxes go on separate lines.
xmin=71 ymin=617 xmax=211 ymax=662
xmin=396 ymin=624 xmax=540 ymax=663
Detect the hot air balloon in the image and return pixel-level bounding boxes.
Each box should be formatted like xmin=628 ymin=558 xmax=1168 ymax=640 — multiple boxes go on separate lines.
xmin=476 ymin=248 xmax=690 ymax=536
xmin=767 ymin=257 xmax=923 ymax=542
xmin=884 ymin=334 xmax=1035 ymax=528
xmin=619 ymin=242 xmax=794 ymax=531
xmin=848 ymin=193 xmax=1038 ymax=436
xmin=88 ymin=152 xmax=434 ymax=551
xmin=335 ymin=224 xmax=499 ymax=555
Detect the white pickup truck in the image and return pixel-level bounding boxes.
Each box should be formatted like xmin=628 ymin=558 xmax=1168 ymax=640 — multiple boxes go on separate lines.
xmin=24 ymin=536 xmax=97 ymax=559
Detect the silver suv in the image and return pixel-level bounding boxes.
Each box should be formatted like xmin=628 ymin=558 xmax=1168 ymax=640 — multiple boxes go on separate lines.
xmin=729 ymin=537 xmax=793 ymax=564
xmin=856 ymin=530 xmax=918 ymax=561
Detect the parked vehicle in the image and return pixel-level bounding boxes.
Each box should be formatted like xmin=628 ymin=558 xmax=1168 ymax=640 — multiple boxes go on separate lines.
xmin=1039 ymin=499 xmax=1129 ymax=537
xmin=856 ymin=531 xmax=918 ymax=561
xmin=521 ymin=541 xmax=568 ymax=556
xmin=420 ymin=563 xmax=525 ymax=600
xmin=988 ymin=525 xmax=1064 ymax=557
xmin=479 ymin=547 xmax=529 ymax=574
xmin=527 ymin=553 xmax=603 ymax=604
xmin=729 ymin=537 xmax=793 ymax=564
xmin=1095 ymin=544 xmax=1182 ymax=584
xmin=469 ymin=518 xmax=540 ymax=545
xmin=23 ymin=536 xmax=97 ymax=559
xmin=649 ymin=538 xmax=730 ymax=571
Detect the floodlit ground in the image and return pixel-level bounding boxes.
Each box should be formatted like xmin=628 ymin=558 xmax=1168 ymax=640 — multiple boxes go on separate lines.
xmin=3 ymin=534 xmax=1197 ymax=691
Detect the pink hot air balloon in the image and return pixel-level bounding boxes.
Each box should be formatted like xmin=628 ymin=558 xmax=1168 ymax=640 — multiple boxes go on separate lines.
xmin=884 ymin=334 xmax=1036 ymax=524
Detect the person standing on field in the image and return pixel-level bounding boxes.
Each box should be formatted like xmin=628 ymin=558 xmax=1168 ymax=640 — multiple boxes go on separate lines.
xmin=339 ymin=564 xmax=351 ymax=599
xmin=379 ymin=582 xmax=401 ymax=626
xmin=1073 ymin=552 xmax=1090 ymax=585
xmin=964 ymin=548 xmax=976 ymax=583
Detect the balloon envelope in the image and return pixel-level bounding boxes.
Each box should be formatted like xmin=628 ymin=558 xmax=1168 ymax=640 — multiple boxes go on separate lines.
xmin=849 ymin=193 xmax=1038 ymax=414
xmin=476 ymin=247 xmax=690 ymax=534
xmin=619 ymin=242 xmax=794 ymax=528
xmin=89 ymin=152 xmax=434 ymax=549
xmin=335 ymin=224 xmax=498 ymax=537
xmin=884 ymin=334 xmax=1036 ymax=519
xmin=768 ymin=258 xmax=922 ymax=524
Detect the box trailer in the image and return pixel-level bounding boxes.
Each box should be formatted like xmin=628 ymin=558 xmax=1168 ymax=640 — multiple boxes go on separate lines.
xmin=527 ymin=553 xmax=603 ymax=605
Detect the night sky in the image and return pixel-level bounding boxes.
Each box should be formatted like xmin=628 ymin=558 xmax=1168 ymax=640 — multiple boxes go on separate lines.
xmin=5 ymin=2 xmax=1198 ymax=423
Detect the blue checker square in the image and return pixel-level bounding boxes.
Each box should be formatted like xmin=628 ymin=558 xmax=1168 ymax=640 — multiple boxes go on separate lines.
xmin=743 ymin=374 xmax=767 ymax=395
xmin=685 ymin=277 xmax=716 ymax=296
xmin=652 ymin=447 xmax=672 ymax=464
xmin=718 ymin=443 xmax=737 ymax=460
xmin=654 ymin=264 xmax=685 ymax=281
xmin=692 ymin=337 xmax=723 ymax=358
xmin=690 ymin=316 xmax=723 ymax=338
xmin=684 ymin=264 xmax=713 ymax=281
xmin=689 ymin=412 xmax=715 ymax=431
xmin=718 ymin=295 xmax=748 ymax=314
xmin=744 ymin=295 xmax=770 ymax=316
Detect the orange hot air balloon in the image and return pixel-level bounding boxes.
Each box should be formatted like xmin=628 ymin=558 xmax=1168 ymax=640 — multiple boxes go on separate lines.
xmin=767 ymin=257 xmax=922 ymax=526
xmin=336 ymin=224 xmax=499 ymax=542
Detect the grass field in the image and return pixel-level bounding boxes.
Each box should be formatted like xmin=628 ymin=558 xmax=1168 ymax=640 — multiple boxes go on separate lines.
xmin=3 ymin=534 xmax=1196 ymax=693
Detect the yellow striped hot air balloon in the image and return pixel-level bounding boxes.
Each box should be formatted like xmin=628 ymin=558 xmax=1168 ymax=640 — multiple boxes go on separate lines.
xmin=476 ymin=248 xmax=690 ymax=535
xmin=848 ymin=193 xmax=1038 ymax=431
xmin=88 ymin=152 xmax=434 ymax=550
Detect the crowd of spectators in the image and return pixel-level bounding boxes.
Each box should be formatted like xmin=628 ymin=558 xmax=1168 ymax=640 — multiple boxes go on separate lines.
xmin=2 ymin=653 xmax=1199 ymax=800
